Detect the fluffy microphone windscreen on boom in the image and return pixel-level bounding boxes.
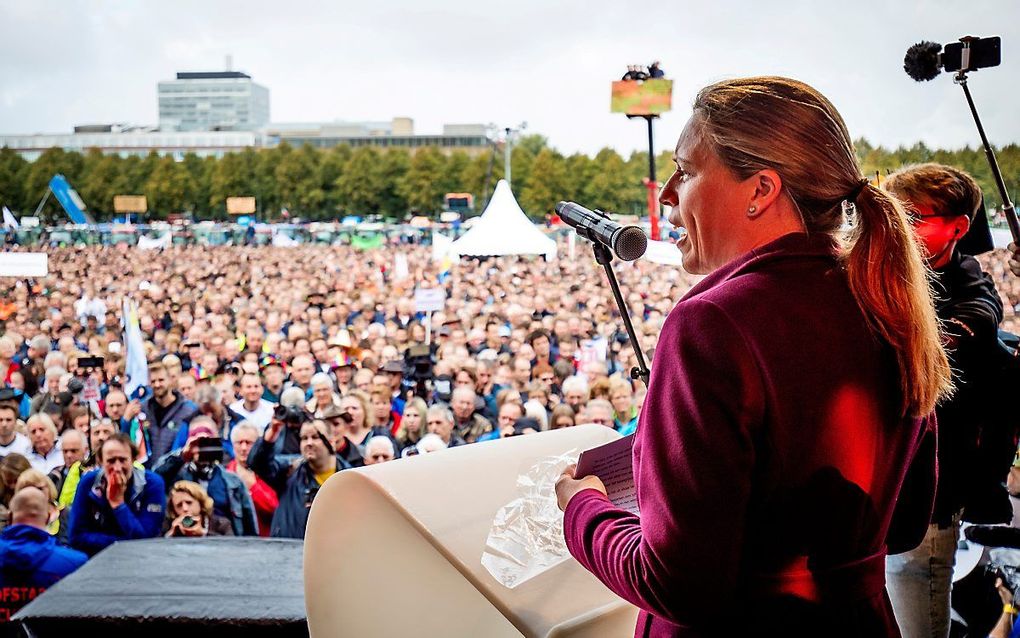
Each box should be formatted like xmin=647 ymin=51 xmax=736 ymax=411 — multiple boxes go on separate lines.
xmin=904 ymin=41 xmax=943 ymax=81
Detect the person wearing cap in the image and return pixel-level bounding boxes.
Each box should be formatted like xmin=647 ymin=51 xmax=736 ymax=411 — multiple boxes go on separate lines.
xmin=330 ymin=355 xmax=356 ymax=395
xmin=319 ymin=404 xmax=365 ymax=468
xmin=884 ymin=163 xmax=1006 ymax=637
xmin=380 ymin=359 xmax=406 ymax=416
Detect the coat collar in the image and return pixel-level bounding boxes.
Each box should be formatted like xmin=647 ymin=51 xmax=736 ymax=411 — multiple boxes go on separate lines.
xmin=682 ymin=232 xmax=840 ymax=301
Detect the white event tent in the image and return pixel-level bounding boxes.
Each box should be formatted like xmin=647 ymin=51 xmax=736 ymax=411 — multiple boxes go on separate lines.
xmin=450 ymin=180 xmax=557 ymax=260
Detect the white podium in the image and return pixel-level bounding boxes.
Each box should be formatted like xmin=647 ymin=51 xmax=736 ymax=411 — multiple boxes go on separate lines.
xmin=304 ymin=424 xmax=639 ymax=637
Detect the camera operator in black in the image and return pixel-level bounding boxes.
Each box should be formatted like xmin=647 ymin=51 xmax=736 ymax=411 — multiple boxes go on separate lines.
xmin=247 ymin=401 xmax=308 ymax=478
xmin=151 ymin=416 xmax=258 ymax=537
xmin=250 ymin=418 xmax=351 ymax=538
xmin=884 ymin=164 xmax=1006 ymax=637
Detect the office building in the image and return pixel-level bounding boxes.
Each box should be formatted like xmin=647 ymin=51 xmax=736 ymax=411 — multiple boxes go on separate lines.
xmin=158 ymin=71 xmax=270 ymax=132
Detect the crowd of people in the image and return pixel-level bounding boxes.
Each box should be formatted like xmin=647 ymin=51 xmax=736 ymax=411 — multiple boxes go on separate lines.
xmin=0 ymin=222 xmax=1016 ymax=627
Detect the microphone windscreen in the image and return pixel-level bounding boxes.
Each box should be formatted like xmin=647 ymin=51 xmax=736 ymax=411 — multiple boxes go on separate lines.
xmin=964 ymin=524 xmax=1020 ymax=549
xmin=904 ymin=41 xmax=943 ymax=81
xmin=614 ymin=226 xmax=648 ymax=261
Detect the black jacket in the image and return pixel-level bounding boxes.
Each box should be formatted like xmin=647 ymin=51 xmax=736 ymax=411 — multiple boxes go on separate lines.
xmin=930 ymin=251 xmax=1006 ymax=524
xmin=249 ymin=436 xmax=351 ymax=539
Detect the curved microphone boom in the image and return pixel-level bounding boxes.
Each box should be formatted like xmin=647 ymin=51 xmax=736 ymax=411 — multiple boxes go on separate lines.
xmin=555 ymin=201 xmax=648 ymax=261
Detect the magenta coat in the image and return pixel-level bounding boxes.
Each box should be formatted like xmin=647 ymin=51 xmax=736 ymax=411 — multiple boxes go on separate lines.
xmin=564 ymin=233 xmax=935 ymax=637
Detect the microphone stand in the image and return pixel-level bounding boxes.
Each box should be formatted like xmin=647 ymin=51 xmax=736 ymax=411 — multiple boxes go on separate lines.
xmin=954 ymin=69 xmax=1020 ymax=244
xmin=591 ymin=242 xmax=651 ymax=387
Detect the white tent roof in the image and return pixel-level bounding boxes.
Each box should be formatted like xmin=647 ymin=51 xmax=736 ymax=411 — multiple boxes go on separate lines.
xmin=450 ymin=180 xmax=556 ymax=259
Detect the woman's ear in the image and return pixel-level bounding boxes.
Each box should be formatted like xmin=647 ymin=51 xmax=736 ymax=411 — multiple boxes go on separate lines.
xmin=747 ymin=169 xmax=783 ymax=219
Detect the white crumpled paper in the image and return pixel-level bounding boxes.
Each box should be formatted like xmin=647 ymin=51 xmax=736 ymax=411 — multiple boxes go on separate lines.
xmin=481 ymin=452 xmax=578 ymax=589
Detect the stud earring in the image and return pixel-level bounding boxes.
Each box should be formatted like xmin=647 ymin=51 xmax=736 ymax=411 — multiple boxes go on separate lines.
xmin=748 ymin=205 xmax=757 ymax=215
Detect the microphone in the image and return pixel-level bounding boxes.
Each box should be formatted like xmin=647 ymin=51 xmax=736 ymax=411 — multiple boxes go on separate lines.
xmin=904 ymin=41 xmax=943 ymax=81
xmin=555 ymin=201 xmax=648 ymax=261
xmin=964 ymin=524 xmax=1020 ymax=549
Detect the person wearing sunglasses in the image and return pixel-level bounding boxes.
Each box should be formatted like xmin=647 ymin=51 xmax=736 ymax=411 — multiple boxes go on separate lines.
xmin=884 ymin=163 xmax=1005 ymax=638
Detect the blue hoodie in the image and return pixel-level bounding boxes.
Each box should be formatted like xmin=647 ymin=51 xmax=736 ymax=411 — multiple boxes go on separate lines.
xmin=0 ymin=524 xmax=88 ymax=589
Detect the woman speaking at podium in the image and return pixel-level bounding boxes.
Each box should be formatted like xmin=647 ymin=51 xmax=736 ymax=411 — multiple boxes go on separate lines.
xmin=556 ymin=77 xmax=951 ymax=637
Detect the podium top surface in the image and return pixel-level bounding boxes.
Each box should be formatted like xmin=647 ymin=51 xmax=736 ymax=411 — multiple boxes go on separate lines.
xmin=15 ymin=537 xmax=305 ymax=624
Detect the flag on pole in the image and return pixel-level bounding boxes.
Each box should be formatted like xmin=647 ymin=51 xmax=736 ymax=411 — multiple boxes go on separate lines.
xmin=122 ymin=298 xmax=149 ymax=461
xmin=2 ymin=206 xmax=19 ymax=229
xmin=431 ymin=231 xmax=458 ymax=283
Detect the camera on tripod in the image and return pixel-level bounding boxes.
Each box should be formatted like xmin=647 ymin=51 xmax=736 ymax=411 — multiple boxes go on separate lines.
xmin=403 ymin=344 xmax=436 ymax=399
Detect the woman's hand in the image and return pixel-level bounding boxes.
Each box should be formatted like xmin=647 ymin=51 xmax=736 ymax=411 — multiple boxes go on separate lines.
xmin=556 ymin=463 xmax=608 ymax=511
xmin=168 ymin=514 xmax=208 ymax=537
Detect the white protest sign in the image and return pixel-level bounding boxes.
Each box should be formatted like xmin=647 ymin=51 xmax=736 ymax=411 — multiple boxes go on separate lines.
xmin=0 ymin=252 xmax=48 ymax=277
xmin=414 ymin=288 xmax=447 ymax=313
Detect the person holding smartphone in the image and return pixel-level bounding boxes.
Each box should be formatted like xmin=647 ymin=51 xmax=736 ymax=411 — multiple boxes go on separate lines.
xmin=164 ymin=480 xmax=232 ymax=537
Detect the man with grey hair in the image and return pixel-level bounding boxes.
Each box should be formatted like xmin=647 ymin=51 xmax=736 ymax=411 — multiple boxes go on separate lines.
xmin=42 ymin=351 xmax=66 ymax=373
xmin=18 ymin=334 xmax=52 ymax=373
xmin=55 ymin=428 xmax=88 ymax=493
xmin=449 ymin=387 xmax=491 ymax=444
xmin=29 ymin=366 xmax=66 ymax=416
xmin=27 ymin=413 xmax=62 ymax=474
xmin=583 ymin=399 xmax=616 ymax=429
xmin=227 ymin=421 xmax=278 ymax=536
xmin=363 ymin=436 xmax=396 ymax=465
xmin=560 ymin=375 xmax=589 ymax=414
xmin=425 ymin=405 xmax=466 ymax=448
xmin=306 ymin=372 xmax=340 ymax=418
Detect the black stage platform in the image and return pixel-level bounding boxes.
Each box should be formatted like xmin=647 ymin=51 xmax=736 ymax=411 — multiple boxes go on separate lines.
xmin=12 ymin=537 xmax=307 ymax=637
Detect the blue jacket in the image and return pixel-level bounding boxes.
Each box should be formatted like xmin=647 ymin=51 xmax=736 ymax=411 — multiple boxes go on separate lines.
xmin=67 ymin=468 xmax=166 ymax=556
xmin=150 ymin=451 xmax=258 ymax=536
xmin=0 ymin=524 xmax=87 ymax=588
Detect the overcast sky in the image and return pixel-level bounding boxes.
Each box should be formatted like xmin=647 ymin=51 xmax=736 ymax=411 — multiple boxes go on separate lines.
xmin=1 ymin=0 xmax=1017 ymax=156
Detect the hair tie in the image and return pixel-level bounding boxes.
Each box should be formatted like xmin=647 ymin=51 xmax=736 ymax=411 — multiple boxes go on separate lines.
xmin=846 ymin=178 xmax=869 ymax=202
